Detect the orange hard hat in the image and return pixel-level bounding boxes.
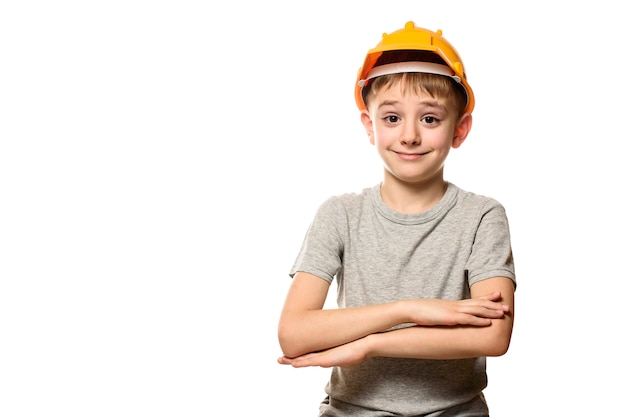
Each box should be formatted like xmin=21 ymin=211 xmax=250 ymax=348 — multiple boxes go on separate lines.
xmin=355 ymin=21 xmax=474 ymax=114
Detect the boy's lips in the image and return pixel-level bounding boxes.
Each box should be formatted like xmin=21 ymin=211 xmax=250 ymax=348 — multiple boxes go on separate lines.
xmin=394 ymin=150 xmax=427 ymax=161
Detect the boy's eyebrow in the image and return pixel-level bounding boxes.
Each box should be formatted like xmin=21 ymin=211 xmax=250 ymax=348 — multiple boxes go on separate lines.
xmin=377 ymin=99 xmax=401 ymax=109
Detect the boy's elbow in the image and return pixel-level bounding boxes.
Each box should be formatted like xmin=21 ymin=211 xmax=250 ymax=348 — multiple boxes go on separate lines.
xmin=277 ymin=330 xmax=292 ymax=357
xmin=486 ymin=337 xmax=511 ymax=357
xmin=277 ymin=323 xmax=304 ymax=359
xmin=483 ymin=321 xmax=513 ymax=357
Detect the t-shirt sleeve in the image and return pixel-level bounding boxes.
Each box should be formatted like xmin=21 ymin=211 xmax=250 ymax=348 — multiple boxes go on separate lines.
xmin=466 ymin=200 xmax=516 ymax=288
xmin=289 ymin=196 xmax=345 ymax=284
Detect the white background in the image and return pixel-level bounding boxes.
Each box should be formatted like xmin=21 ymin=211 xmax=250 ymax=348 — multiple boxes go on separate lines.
xmin=1 ymin=1 xmax=624 ymax=415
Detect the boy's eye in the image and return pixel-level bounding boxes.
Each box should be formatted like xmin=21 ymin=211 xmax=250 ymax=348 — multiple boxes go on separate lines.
xmin=422 ymin=116 xmax=437 ymax=124
xmin=384 ymin=115 xmax=400 ymax=123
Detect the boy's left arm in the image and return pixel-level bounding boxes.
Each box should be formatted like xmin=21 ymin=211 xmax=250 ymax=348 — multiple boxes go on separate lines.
xmin=283 ymin=276 xmax=514 ymax=368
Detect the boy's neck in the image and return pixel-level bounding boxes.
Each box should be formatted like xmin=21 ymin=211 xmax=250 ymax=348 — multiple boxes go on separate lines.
xmin=380 ymin=176 xmax=448 ymax=214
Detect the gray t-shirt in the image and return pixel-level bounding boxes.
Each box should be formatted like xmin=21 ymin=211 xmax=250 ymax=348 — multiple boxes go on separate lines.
xmin=289 ymin=182 xmax=516 ymax=417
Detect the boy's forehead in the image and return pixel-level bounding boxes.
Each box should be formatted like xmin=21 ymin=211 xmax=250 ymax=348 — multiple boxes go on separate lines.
xmin=373 ymin=84 xmax=449 ymax=107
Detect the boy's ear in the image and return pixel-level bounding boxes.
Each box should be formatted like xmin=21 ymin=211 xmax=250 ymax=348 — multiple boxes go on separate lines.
xmin=452 ymin=113 xmax=472 ymax=149
xmin=361 ymin=111 xmax=375 ymax=145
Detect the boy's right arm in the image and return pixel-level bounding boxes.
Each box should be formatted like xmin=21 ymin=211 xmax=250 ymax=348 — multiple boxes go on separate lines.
xmin=277 ymin=271 xmax=507 ymax=359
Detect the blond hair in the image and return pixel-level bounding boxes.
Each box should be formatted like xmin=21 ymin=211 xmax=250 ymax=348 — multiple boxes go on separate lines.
xmin=363 ymin=72 xmax=468 ymax=119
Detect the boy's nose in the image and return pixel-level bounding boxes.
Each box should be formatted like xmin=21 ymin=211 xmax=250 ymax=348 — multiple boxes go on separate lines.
xmin=401 ymin=125 xmax=421 ymax=145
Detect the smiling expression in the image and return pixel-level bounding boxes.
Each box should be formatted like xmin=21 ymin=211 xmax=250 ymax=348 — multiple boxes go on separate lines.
xmin=361 ymin=81 xmax=470 ymax=186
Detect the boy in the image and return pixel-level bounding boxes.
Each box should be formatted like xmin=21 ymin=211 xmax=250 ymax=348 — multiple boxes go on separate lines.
xmin=277 ymin=21 xmax=516 ymax=416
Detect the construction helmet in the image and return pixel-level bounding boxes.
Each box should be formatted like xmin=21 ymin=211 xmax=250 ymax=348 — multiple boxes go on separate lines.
xmin=355 ymin=21 xmax=474 ymax=114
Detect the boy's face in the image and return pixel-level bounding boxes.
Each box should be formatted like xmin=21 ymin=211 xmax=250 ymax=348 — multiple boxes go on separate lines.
xmin=361 ymin=81 xmax=471 ymax=185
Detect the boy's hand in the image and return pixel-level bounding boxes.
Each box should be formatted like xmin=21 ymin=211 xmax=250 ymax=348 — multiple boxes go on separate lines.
xmin=406 ymin=291 xmax=509 ymax=327
xmin=278 ymin=336 xmax=370 ymax=369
